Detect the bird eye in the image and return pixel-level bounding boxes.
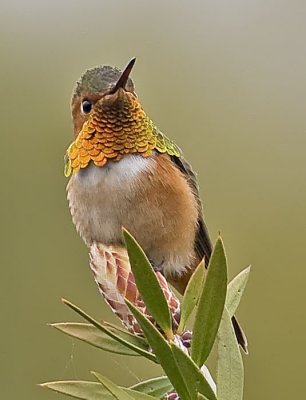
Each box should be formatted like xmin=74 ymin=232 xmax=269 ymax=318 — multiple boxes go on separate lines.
xmin=81 ymin=99 xmax=92 ymax=114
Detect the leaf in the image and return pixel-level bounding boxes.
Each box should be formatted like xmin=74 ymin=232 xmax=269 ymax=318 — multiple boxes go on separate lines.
xmin=126 ymin=299 xmax=191 ymax=400
xmin=178 ymin=260 xmax=206 ymax=333
xmin=103 ymin=322 xmax=149 ymax=349
xmin=130 ymin=376 xmax=172 ymax=397
xmin=200 ymin=366 xmax=217 ymax=396
xmin=51 ymin=323 xmax=142 ymax=356
xmin=92 ymin=372 xmax=157 ymax=400
xmin=217 ymin=308 xmax=244 ymax=400
xmin=62 ymin=298 xmax=157 ymax=363
xmin=40 ymin=380 xmax=114 ymax=400
xmin=226 ymin=266 xmax=251 ymax=317
xmin=123 ymin=228 xmax=173 ymax=338
xmin=191 ymin=237 xmax=228 ymax=367
xmin=41 ymin=379 xmax=159 ymax=400
xmin=171 ymin=344 xmax=217 ymax=400
xmin=124 ymin=389 xmax=160 ymax=400
xmin=198 ymin=394 xmax=210 ymax=400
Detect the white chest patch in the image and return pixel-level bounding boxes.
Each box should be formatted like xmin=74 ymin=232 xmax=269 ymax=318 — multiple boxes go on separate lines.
xmin=77 ymin=155 xmax=154 ymax=189
xmin=67 ymin=155 xmax=156 ymax=246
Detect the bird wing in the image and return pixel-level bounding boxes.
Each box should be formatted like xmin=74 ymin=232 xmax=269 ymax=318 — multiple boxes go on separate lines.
xmin=170 ymin=155 xmax=212 ymax=266
xmin=170 ymin=156 xmax=248 ymax=353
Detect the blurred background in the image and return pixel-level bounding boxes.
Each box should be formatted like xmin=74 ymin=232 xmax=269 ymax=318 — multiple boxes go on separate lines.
xmin=1 ymin=0 xmax=305 ymax=398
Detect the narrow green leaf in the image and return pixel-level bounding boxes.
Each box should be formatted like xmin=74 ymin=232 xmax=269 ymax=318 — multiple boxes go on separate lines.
xmin=92 ymin=372 xmax=157 ymax=400
xmin=124 ymin=389 xmax=161 ymax=400
xmin=92 ymin=373 xmax=133 ymax=400
xmin=51 ymin=323 xmax=142 ymax=356
xmin=126 ymin=300 xmax=191 ymax=400
xmin=226 ymin=266 xmax=251 ymax=317
xmin=103 ymin=322 xmax=149 ymax=350
xmin=217 ymin=308 xmax=244 ymax=400
xmin=41 ymin=379 xmax=160 ymax=400
xmin=178 ymin=260 xmax=206 ymax=333
xmin=191 ymin=237 xmax=228 ymax=367
xmin=171 ymin=344 xmax=217 ymax=400
xmin=198 ymin=394 xmax=209 ymax=400
xmin=62 ymin=299 xmax=156 ymax=363
xmin=130 ymin=376 xmax=172 ymax=397
xmin=123 ymin=228 xmax=172 ymax=337
xmin=40 ymin=380 xmax=114 ymax=400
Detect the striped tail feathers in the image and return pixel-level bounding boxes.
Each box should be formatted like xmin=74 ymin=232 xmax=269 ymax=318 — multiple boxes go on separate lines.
xmin=89 ymin=242 xmax=181 ymax=334
xmin=89 ymin=242 xmax=142 ymax=334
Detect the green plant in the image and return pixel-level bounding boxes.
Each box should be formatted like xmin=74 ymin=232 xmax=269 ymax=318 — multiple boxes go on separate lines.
xmin=41 ymin=232 xmax=250 ymax=400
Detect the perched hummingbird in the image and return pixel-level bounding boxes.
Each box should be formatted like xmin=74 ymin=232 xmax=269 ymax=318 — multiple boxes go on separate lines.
xmin=65 ymin=58 xmax=247 ymax=352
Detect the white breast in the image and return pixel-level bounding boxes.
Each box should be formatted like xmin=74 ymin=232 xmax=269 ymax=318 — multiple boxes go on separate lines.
xmin=67 ymin=155 xmax=156 ymax=246
xmin=77 ymin=155 xmax=155 ymax=189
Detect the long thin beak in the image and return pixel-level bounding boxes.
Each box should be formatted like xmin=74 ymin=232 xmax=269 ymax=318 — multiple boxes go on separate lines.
xmin=109 ymin=58 xmax=136 ymax=94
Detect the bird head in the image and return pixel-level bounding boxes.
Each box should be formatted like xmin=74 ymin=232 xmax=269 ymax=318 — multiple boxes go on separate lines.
xmin=71 ymin=58 xmax=137 ymax=138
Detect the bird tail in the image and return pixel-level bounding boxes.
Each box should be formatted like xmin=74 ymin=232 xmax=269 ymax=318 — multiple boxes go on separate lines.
xmin=88 ymin=242 xmax=181 ymax=334
xmin=231 ymin=315 xmax=248 ymax=354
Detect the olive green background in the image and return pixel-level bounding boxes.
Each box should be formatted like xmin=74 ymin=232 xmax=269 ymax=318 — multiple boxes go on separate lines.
xmin=1 ymin=0 xmax=305 ymax=399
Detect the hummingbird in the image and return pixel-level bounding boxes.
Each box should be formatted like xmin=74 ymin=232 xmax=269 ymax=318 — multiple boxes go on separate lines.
xmin=65 ymin=58 xmax=247 ymax=352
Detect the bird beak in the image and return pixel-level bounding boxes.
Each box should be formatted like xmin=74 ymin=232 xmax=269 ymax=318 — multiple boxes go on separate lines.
xmin=109 ymin=58 xmax=136 ymax=94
